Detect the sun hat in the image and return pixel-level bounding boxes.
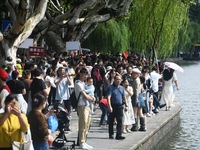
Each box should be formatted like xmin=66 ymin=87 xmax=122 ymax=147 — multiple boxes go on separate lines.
xmin=106 ymin=66 xmax=113 ymax=71
xmin=132 ymin=68 xmax=141 ymax=74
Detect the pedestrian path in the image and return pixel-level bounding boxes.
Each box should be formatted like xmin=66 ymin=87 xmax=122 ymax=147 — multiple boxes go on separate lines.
xmin=51 ymin=100 xmax=181 ymax=150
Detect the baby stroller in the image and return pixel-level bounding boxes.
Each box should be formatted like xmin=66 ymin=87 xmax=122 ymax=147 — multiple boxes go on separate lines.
xmin=49 ymin=101 xmax=75 ymax=150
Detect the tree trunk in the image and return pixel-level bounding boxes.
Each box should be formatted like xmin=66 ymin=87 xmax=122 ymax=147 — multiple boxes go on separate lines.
xmin=0 ymin=0 xmax=48 ymax=66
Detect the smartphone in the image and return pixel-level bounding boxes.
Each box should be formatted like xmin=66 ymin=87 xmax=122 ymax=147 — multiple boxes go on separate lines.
xmin=14 ymin=101 xmax=20 ymax=109
xmin=53 ymin=102 xmax=59 ymax=113
xmin=65 ymin=67 xmax=68 ymax=72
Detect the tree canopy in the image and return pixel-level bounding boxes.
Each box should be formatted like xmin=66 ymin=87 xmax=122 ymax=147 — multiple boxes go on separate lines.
xmin=0 ymin=0 xmax=132 ymax=65
xmin=83 ymin=0 xmax=191 ymax=60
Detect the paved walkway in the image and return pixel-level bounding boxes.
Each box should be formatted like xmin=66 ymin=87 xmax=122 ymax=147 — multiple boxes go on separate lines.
xmin=50 ymin=100 xmax=181 ymax=150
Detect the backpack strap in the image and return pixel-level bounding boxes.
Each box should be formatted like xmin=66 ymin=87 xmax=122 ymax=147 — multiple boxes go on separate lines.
xmin=75 ymin=80 xmax=81 ymax=100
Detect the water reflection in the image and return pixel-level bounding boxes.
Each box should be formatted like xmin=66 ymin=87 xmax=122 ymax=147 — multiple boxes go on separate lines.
xmin=165 ymin=61 xmax=200 ymax=150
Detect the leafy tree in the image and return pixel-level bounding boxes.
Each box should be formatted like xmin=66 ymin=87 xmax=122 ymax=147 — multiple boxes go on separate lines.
xmin=82 ymin=19 xmax=131 ymax=54
xmin=129 ymin=0 xmax=190 ymax=64
xmin=0 ymin=0 xmax=133 ymax=65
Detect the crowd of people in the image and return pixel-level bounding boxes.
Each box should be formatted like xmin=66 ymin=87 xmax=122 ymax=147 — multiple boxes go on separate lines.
xmin=0 ymin=51 xmax=179 ymax=150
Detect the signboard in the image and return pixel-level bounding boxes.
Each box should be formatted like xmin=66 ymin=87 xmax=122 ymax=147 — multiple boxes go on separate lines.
xmin=29 ymin=47 xmax=45 ymax=57
xmin=1 ymin=20 xmax=13 ymax=36
xmin=19 ymin=38 xmax=34 ymax=49
xmin=66 ymin=41 xmax=81 ymax=51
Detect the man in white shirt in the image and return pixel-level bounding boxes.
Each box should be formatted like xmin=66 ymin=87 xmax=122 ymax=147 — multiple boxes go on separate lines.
xmin=150 ymin=66 xmax=162 ymax=113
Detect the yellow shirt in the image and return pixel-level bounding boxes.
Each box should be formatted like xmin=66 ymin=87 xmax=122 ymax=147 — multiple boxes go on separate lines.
xmin=0 ymin=113 xmax=29 ymax=148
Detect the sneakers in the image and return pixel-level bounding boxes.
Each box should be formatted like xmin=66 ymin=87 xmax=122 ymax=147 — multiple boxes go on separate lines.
xmin=79 ymin=143 xmax=93 ymax=149
xmin=122 ymin=129 xmax=127 ymax=134
xmin=171 ymin=104 xmax=175 ymax=107
xmin=85 ymin=143 xmax=93 ymax=149
xmin=146 ymin=113 xmax=151 ymax=117
xmin=153 ymin=109 xmax=159 ymax=114
xmin=150 ymin=111 xmax=155 ymax=116
xmin=126 ymin=128 xmax=132 ymax=133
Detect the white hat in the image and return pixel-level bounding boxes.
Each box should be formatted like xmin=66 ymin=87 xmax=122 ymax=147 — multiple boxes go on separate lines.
xmin=132 ymin=68 xmax=141 ymax=74
xmin=16 ymin=58 xmax=22 ymax=63
xmin=106 ymin=66 xmax=113 ymax=71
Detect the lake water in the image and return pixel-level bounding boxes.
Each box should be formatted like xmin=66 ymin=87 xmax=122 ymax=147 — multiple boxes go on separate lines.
xmin=164 ymin=61 xmax=200 ymax=150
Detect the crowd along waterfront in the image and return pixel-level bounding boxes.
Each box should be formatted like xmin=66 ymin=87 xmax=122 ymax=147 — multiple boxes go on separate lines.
xmin=164 ymin=61 xmax=200 ymax=150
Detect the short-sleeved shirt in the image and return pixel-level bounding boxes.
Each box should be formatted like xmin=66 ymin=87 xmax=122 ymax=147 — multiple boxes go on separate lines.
xmin=30 ymin=78 xmax=46 ymax=99
xmin=107 ymin=84 xmax=124 ymax=105
xmin=7 ymin=80 xmax=25 ymax=94
xmin=55 ymin=77 xmax=70 ymax=100
xmin=150 ymin=71 xmax=162 ymax=93
xmin=0 ymin=113 xmax=29 ymax=147
xmin=28 ymin=110 xmax=49 ymax=142
xmin=74 ymin=80 xmax=90 ymax=106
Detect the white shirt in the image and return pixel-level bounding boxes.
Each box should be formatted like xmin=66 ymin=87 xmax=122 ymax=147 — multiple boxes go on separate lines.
xmin=55 ymin=77 xmax=70 ymax=100
xmin=74 ymin=80 xmax=90 ymax=106
xmin=68 ymin=68 xmax=75 ymax=88
xmin=0 ymin=89 xmax=10 ymax=113
xmin=150 ymin=71 xmax=162 ymax=93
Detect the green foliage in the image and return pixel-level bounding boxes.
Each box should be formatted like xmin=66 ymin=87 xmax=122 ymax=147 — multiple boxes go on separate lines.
xmin=129 ymin=0 xmax=189 ymax=59
xmin=82 ymin=19 xmax=131 ymax=54
xmin=189 ymin=3 xmax=200 ymax=24
xmin=174 ymin=1 xmax=200 ymax=56
xmin=82 ymin=0 xmax=190 ymax=58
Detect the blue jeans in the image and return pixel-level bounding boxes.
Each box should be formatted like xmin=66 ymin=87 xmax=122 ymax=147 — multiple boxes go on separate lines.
xmin=33 ymin=141 xmax=49 ymax=150
xmin=99 ymin=103 xmax=109 ymax=125
xmin=145 ymin=91 xmax=150 ymax=112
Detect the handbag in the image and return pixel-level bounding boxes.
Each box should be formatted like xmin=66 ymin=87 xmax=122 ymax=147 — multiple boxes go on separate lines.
xmin=47 ymin=115 xmax=58 ymax=133
xmin=12 ymin=140 xmax=33 ymax=150
xmin=138 ymin=93 xmax=146 ymax=108
xmin=12 ymin=128 xmax=34 ymax=150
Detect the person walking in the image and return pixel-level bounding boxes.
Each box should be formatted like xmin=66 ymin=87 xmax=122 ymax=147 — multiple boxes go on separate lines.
xmin=160 ymin=69 xmax=174 ymax=111
xmin=107 ymin=74 xmax=126 ymax=140
xmin=150 ymin=66 xmax=162 ymax=113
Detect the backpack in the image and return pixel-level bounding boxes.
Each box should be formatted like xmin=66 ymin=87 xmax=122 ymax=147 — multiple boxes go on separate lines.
xmin=92 ymin=68 xmax=102 ymax=82
xmin=69 ymin=91 xmax=81 ymax=109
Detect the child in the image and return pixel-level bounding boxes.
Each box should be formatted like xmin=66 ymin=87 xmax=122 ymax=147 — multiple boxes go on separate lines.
xmin=85 ymin=77 xmax=95 ymax=114
xmin=99 ymin=98 xmax=109 ymax=126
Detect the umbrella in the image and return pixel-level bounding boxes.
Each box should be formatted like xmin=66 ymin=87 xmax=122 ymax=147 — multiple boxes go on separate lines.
xmin=164 ymin=62 xmax=184 ymax=72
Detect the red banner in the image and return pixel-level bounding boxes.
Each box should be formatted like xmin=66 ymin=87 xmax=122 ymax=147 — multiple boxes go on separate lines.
xmin=29 ymin=47 xmax=44 ymax=57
